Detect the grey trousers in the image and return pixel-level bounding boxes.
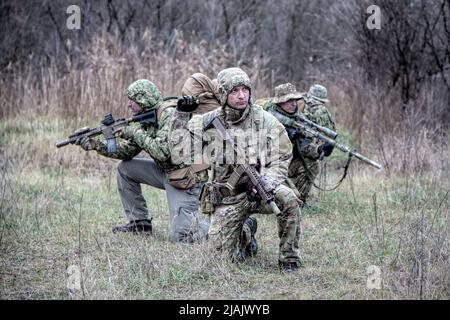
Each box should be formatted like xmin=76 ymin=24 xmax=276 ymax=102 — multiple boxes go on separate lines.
xmin=117 ymin=158 xmax=209 ymax=242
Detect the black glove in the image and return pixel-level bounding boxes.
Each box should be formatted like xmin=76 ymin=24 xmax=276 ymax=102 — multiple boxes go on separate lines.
xmin=285 ymin=127 xmax=300 ymax=142
xmin=177 ymin=96 xmax=199 ymax=112
xmin=246 ymin=188 xmax=261 ymax=202
xmin=318 ymin=142 xmax=334 ymax=157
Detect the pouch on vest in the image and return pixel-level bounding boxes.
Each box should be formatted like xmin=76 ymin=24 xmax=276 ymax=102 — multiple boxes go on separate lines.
xmin=167 ymin=163 xmax=210 ymax=190
xmin=168 ymin=167 xmax=197 ymax=190
xmin=199 ymin=183 xmax=215 ymax=215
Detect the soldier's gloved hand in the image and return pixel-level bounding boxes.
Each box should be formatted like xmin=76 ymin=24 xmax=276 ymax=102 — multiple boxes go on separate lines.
xmin=299 ymin=137 xmax=314 ymax=156
xmin=318 ymin=142 xmax=334 ymax=157
xmin=119 ymin=123 xmax=140 ymax=141
xmin=177 ymin=96 xmax=199 ymax=112
xmin=75 ymin=136 xmax=97 ymax=151
xmin=246 ymin=188 xmax=261 ymax=202
xmin=285 ymin=127 xmax=300 ymax=142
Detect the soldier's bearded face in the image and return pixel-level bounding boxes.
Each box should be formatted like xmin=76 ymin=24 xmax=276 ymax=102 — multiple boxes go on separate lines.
xmin=227 ymin=85 xmax=250 ymax=109
xmin=127 ymin=99 xmax=144 ymax=115
xmin=279 ymin=99 xmax=298 ymax=114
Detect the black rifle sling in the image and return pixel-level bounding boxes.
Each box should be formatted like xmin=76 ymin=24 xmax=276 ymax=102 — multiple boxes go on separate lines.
xmin=295 ymin=139 xmax=353 ymax=192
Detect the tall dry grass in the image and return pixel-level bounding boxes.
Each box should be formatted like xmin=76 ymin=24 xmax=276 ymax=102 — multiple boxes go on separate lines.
xmin=0 ymin=29 xmax=272 ymax=172
xmin=323 ymin=69 xmax=449 ymax=178
xmin=1 ymin=29 xmax=271 ymax=121
xmin=1 ymin=30 xmax=448 ymax=176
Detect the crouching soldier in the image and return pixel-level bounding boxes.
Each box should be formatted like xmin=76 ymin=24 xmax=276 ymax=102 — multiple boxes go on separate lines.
xmin=75 ymin=79 xmax=209 ymax=243
xmin=172 ymin=68 xmax=302 ymax=273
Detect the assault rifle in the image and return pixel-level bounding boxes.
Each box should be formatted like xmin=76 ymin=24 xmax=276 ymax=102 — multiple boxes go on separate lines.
xmin=272 ymin=112 xmax=382 ymax=169
xmin=55 ymin=110 xmax=158 ymax=153
xmin=210 ymin=118 xmax=281 ymax=215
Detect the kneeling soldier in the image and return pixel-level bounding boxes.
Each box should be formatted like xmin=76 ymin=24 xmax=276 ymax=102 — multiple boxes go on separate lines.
xmin=172 ymin=68 xmax=302 ymax=273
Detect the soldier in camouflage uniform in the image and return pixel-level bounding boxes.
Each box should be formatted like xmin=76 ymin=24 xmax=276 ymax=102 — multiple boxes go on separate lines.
xmin=304 ymin=84 xmax=335 ymax=130
xmin=266 ymin=83 xmax=335 ymax=205
xmin=173 ymin=68 xmax=302 ymax=273
xmin=75 ymin=79 xmax=209 ymax=243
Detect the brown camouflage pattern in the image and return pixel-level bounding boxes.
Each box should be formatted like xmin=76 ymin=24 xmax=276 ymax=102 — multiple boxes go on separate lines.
xmin=273 ymin=83 xmax=303 ymax=104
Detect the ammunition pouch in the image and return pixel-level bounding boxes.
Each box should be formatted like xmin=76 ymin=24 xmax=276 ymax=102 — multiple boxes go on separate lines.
xmin=199 ymin=183 xmax=219 ymax=215
xmin=167 ymin=164 xmax=209 ymax=190
xmin=199 ymin=182 xmax=249 ymax=214
xmin=213 ymin=183 xmax=248 ymax=198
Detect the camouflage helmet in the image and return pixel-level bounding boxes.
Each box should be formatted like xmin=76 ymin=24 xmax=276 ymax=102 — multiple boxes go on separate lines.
xmin=126 ymin=79 xmax=162 ymax=110
xmin=307 ymin=84 xmax=329 ymax=103
xmin=217 ymin=67 xmax=252 ymax=106
xmin=273 ymin=83 xmax=303 ymax=104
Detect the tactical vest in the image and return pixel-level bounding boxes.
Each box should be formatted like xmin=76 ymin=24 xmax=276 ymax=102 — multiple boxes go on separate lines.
xmin=161 ymin=98 xmax=210 ymax=190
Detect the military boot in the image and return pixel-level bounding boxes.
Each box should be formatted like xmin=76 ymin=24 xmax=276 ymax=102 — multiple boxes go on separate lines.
xmin=279 ymin=261 xmax=299 ymax=274
xmin=112 ymin=219 xmax=153 ymax=234
xmin=244 ymin=217 xmax=258 ymax=257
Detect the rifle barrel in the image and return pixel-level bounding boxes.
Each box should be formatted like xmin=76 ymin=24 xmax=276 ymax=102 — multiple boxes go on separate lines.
xmin=296 ymin=116 xmax=338 ymax=139
xmin=274 ymin=111 xmax=383 ymax=169
xmin=306 ymin=127 xmax=382 ymax=169
xmin=55 ymin=140 xmax=71 ymax=148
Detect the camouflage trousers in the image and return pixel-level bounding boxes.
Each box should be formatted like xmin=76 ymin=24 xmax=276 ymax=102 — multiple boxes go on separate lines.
xmin=288 ymin=158 xmax=319 ymax=204
xmin=117 ymin=158 xmax=209 ymax=243
xmin=208 ymin=184 xmax=301 ymax=264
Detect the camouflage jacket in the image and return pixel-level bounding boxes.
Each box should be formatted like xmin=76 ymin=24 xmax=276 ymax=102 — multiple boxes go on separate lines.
xmin=171 ymin=104 xmax=293 ymax=190
xmin=265 ymin=103 xmax=321 ymax=161
xmin=304 ymin=102 xmax=335 ymax=130
xmin=90 ymin=100 xmax=177 ymax=171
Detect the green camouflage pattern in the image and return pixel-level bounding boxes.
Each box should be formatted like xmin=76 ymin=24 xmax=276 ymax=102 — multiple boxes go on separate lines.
xmin=126 ymin=79 xmax=162 ymax=110
xmin=217 ymin=67 xmax=252 ymax=106
xmin=288 ymin=158 xmax=320 ymax=202
xmin=273 ymin=83 xmax=303 ymax=104
xmin=266 ymin=103 xmax=321 ymax=160
xmin=209 ymin=183 xmax=301 ymax=263
xmin=266 ymin=103 xmax=324 ymax=203
xmin=171 ymin=97 xmax=301 ymax=264
xmin=304 ymin=102 xmax=336 ymax=131
xmin=207 ymin=105 xmax=293 ymax=185
xmin=298 ymin=100 xmax=335 ymax=202
xmin=88 ymin=101 xmax=177 ymax=171
xmin=307 ymin=84 xmax=328 ymax=103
